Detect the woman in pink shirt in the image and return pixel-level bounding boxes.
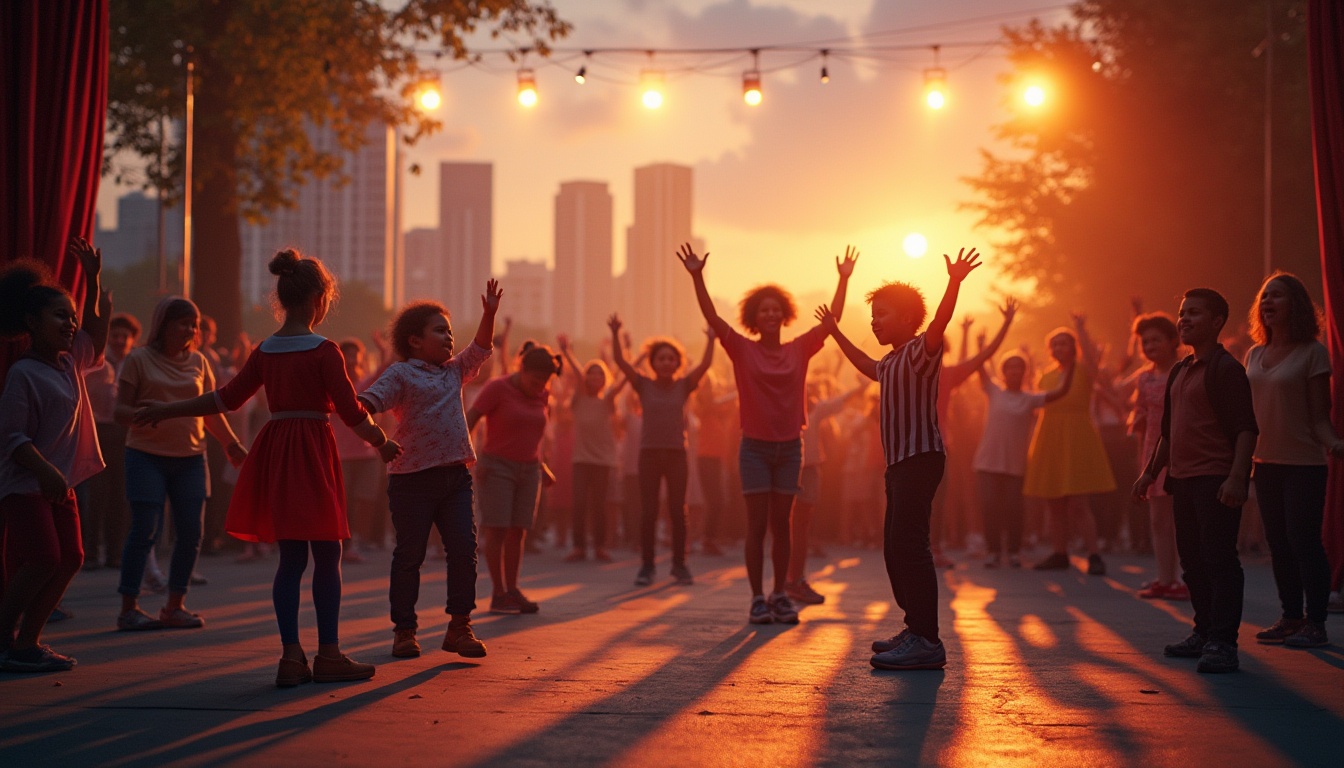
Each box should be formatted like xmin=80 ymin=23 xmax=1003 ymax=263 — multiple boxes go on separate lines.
xmin=678 ymin=242 xmax=856 ymax=625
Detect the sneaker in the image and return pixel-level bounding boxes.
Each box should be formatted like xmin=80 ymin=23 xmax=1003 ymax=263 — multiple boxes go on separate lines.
xmin=1033 ymin=552 xmax=1071 ymax=571
xmin=749 ymin=596 xmax=773 ymax=625
xmin=870 ymin=632 xmax=946 ymax=670
xmin=1137 ymin=582 xmax=1168 ymax=599
xmin=275 ymin=654 xmax=312 ymax=688
xmin=768 ymin=592 xmax=800 ymax=624
xmin=1255 ymin=617 xmax=1306 ymax=645
xmin=671 ymin=564 xmax=694 ymax=585
xmin=391 ymin=628 xmax=421 ymax=658
xmin=1163 ymin=632 xmax=1207 ymax=658
xmin=983 ymin=554 xmax=1002 ymax=569
xmin=1162 ymin=583 xmax=1190 ymax=601
xmin=443 ymin=620 xmax=487 ymax=658
xmin=594 ymin=548 xmax=613 ymax=563
xmin=0 ymin=645 xmax=76 ymax=673
xmin=1283 ymin=621 xmax=1329 ymax=649
xmin=634 ymin=565 xmax=654 ymax=587
xmin=564 ymin=548 xmax=587 ymax=563
xmin=489 ymin=593 xmax=522 ymax=615
xmin=312 ymin=653 xmax=376 ymax=683
xmin=1086 ymin=553 xmax=1106 ymax=576
xmin=785 ymin=580 xmax=825 ymax=605
xmin=1196 ymin=640 xmax=1239 ymax=673
xmin=872 ymin=628 xmax=912 ymax=654
xmin=159 ymin=607 xmax=205 ymax=629
xmin=508 ymin=588 xmax=540 ymax=614
xmin=702 ymin=541 xmax=723 ymax=556
xmin=117 ymin=608 xmax=165 ymax=631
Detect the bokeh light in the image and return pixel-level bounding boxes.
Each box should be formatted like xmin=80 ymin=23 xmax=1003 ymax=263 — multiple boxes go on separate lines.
xmin=903 ymin=233 xmax=929 ymax=258
xmin=1023 ymin=84 xmax=1046 ymax=107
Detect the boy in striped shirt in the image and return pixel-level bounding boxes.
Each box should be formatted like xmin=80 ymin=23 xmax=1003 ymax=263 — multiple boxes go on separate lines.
xmin=815 ymin=247 xmax=982 ymax=670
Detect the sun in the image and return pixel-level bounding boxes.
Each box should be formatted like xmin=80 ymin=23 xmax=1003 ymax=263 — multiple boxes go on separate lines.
xmin=903 ymin=233 xmax=929 ymax=259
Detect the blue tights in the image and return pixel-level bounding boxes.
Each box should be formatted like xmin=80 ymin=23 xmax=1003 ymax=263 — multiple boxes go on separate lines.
xmin=273 ymin=540 xmax=342 ymax=646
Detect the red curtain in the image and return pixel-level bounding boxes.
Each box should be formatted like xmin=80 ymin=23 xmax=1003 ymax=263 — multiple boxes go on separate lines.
xmin=1309 ymin=0 xmax=1344 ymax=586
xmin=0 ymin=0 xmax=108 ymax=292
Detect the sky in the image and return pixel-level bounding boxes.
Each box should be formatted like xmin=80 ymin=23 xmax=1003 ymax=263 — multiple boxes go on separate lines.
xmin=99 ymin=0 xmax=1074 ymax=324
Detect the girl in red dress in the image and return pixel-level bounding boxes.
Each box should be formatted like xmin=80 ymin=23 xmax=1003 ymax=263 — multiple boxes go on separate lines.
xmin=137 ymin=249 xmax=400 ymax=687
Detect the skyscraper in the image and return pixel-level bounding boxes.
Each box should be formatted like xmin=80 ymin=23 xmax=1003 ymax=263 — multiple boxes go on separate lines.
xmin=439 ymin=162 xmax=493 ymax=318
xmin=503 ymin=259 xmax=553 ymax=330
xmin=240 ymin=122 xmax=401 ymax=309
xmin=624 ymin=163 xmax=698 ymax=341
xmin=553 ymin=181 xmax=613 ymax=341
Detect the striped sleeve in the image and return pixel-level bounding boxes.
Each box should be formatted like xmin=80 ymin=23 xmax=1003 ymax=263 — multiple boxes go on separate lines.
xmin=877 ymin=336 xmax=944 ymax=466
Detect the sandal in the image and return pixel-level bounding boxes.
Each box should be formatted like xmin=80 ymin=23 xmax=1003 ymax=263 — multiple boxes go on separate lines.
xmin=117 ymin=608 xmax=165 ymax=631
xmin=158 ymin=607 xmax=205 ymax=629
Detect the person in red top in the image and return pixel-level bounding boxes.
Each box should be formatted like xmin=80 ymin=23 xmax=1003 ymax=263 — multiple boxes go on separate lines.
xmin=137 ymin=249 xmax=400 ymax=688
xmin=679 ymin=241 xmax=856 ymax=625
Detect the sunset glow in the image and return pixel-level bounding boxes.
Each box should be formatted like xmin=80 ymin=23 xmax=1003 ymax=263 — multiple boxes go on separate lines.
xmin=903 ymin=232 xmax=929 ymax=258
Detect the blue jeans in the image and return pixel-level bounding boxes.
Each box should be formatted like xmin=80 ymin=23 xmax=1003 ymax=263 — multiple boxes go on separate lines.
xmin=118 ymin=448 xmax=206 ymax=597
xmin=388 ymin=464 xmax=477 ymax=628
xmin=738 ymin=438 xmax=802 ymax=496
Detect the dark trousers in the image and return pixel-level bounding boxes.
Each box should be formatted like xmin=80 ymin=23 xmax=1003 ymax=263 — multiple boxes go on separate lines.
xmin=571 ymin=462 xmax=611 ymax=551
xmin=884 ymin=451 xmax=946 ymax=642
xmin=79 ymin=421 xmax=129 ymax=566
xmin=388 ymin=464 xmax=477 ymax=629
xmin=698 ymin=456 xmax=725 ymax=542
xmin=639 ymin=448 xmax=689 ymax=567
xmin=1170 ymin=475 xmax=1244 ymax=645
xmin=978 ymin=471 xmax=1025 ymax=555
xmin=1254 ymin=463 xmax=1330 ymax=624
xmin=119 ymin=449 xmax=206 ymax=597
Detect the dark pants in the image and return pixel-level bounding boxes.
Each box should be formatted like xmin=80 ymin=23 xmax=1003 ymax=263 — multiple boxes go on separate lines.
xmin=388 ymin=464 xmax=477 ymax=629
xmin=274 ymin=540 xmax=342 ymax=645
xmin=978 ymin=471 xmax=1025 ymax=556
xmin=884 ymin=452 xmax=946 ymax=643
xmin=79 ymin=421 xmax=129 ymax=566
xmin=0 ymin=493 xmax=82 ymax=641
xmin=1254 ymin=463 xmax=1330 ymax=624
xmin=698 ymin=456 xmax=725 ymax=542
xmin=571 ymin=462 xmax=611 ymax=551
xmin=639 ymin=448 xmax=688 ymax=567
xmin=1170 ymin=475 xmax=1244 ymax=645
xmin=119 ymin=448 xmax=206 ymax=597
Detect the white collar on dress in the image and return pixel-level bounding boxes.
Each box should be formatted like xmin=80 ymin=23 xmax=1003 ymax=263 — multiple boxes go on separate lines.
xmin=259 ymin=334 xmax=326 ymax=353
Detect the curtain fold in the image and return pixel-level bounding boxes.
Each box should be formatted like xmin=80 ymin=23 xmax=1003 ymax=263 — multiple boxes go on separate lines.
xmin=1308 ymin=0 xmax=1344 ymax=586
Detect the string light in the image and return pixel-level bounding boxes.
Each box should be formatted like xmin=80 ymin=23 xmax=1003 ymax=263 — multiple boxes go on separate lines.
xmin=517 ymin=68 xmax=538 ymax=107
xmin=742 ymin=50 xmax=762 ymax=106
xmin=923 ymin=46 xmax=946 ymax=110
xmin=414 ymin=78 xmax=442 ymax=111
xmin=820 ymin=49 xmax=830 ymax=84
xmin=575 ymin=51 xmax=590 ymax=84
xmin=640 ymin=69 xmax=664 ymax=109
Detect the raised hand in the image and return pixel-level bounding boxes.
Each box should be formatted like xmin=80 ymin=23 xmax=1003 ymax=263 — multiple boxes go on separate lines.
xmin=960 ymin=315 xmax=974 ymax=334
xmin=481 ymin=278 xmax=502 ymax=314
xmin=67 ymin=237 xmax=102 ymax=278
xmin=944 ymin=247 xmax=982 ymax=283
xmin=557 ymin=332 xmax=572 ymax=352
xmin=676 ymin=242 xmax=708 ymax=273
xmin=977 ymin=330 xmax=987 ymax=351
xmin=1130 ymin=295 xmax=1144 ymax=317
xmin=1001 ymin=296 xmax=1020 ymax=321
xmin=1070 ymin=311 xmax=1087 ymax=329
xmin=371 ymin=329 xmax=390 ymax=358
xmin=607 ymin=313 xmax=623 ymax=335
xmin=836 ymin=245 xmax=859 ymax=278
xmin=813 ymin=304 xmax=839 ymax=334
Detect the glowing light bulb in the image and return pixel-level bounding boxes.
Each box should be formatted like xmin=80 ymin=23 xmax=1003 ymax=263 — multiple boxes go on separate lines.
xmin=517 ymin=69 xmax=538 ymax=108
xmin=640 ymin=69 xmax=665 ymax=109
xmin=418 ymin=87 xmax=441 ymax=111
xmin=926 ymin=88 xmax=946 ymax=110
xmin=742 ymin=70 xmax=762 ymax=106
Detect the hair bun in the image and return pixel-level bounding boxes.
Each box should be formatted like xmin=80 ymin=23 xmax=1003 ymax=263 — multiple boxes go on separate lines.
xmin=269 ymin=249 xmax=300 ymax=277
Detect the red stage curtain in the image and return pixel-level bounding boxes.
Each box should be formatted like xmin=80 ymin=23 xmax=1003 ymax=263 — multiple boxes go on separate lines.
xmin=1308 ymin=0 xmax=1344 ymax=586
xmin=0 ymin=1 xmax=108 ymax=295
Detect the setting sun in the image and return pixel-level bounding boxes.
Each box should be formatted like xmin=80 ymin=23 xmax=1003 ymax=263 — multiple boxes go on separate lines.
xmin=903 ymin=232 xmax=929 ymax=258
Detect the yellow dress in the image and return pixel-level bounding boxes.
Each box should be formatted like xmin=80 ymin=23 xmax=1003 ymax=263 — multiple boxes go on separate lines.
xmin=1023 ymin=366 xmax=1117 ymax=499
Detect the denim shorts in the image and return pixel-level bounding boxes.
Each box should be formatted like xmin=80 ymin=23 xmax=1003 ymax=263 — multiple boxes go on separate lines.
xmin=738 ymin=437 xmax=803 ymax=496
xmin=474 ymin=454 xmax=541 ymax=528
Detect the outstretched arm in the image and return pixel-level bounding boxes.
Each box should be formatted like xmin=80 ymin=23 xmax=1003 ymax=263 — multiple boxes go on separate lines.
xmin=947 ymin=297 xmax=1018 ymax=387
xmin=607 ymin=314 xmax=640 ymax=382
xmin=685 ymin=326 xmax=717 ymax=389
xmin=69 ymin=238 xmax=110 ymax=353
xmin=133 ymin=392 xmax=223 ymax=426
xmin=924 ymin=248 xmax=982 ymax=357
xmin=827 ymin=245 xmax=858 ymax=323
xmin=676 ymin=243 xmax=731 ymax=337
xmin=815 ymin=304 xmax=877 ymax=381
xmin=475 ymin=279 xmax=501 ymax=350
xmin=1072 ymin=312 xmax=1101 ymax=374
xmin=556 ymin=333 xmax=583 ymax=384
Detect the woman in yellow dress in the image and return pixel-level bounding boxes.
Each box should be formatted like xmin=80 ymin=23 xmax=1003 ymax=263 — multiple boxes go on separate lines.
xmin=1024 ymin=313 xmax=1116 ymax=575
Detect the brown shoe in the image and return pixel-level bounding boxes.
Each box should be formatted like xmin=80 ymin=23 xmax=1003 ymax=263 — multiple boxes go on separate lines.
xmin=443 ymin=620 xmax=487 ymax=658
xmin=275 ymin=655 xmax=312 ymax=688
xmin=312 ymin=654 xmax=375 ymax=683
xmin=392 ymin=628 xmax=421 ymax=658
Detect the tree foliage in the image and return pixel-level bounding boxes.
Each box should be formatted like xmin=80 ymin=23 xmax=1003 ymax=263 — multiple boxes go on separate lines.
xmin=963 ymin=0 xmax=1317 ymax=339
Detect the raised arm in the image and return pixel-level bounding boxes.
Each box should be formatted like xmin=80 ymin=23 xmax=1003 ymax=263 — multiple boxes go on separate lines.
xmin=1041 ymin=359 xmax=1076 ymax=404
xmin=607 ymin=313 xmax=640 ymax=381
xmin=828 ymin=245 xmax=858 ymax=323
xmin=676 ymin=243 xmax=730 ymax=337
xmin=475 ymin=279 xmax=502 ymax=351
xmin=924 ymin=248 xmax=982 ymax=356
xmin=556 ymin=333 xmax=583 ymax=384
xmin=69 ymin=237 xmax=110 ymax=353
xmin=815 ymin=304 xmax=877 ymax=381
xmin=1071 ymin=311 xmax=1101 ymax=374
xmin=947 ymin=297 xmax=1018 ymax=387
xmin=685 ymin=326 xmax=717 ymax=390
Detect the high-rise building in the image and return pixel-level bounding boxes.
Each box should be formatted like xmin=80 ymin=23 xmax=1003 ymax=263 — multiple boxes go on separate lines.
xmin=503 ymin=259 xmax=552 ymax=330
xmin=552 ymin=181 xmax=613 ymax=341
xmin=624 ymin=163 xmax=699 ymax=341
xmin=439 ymin=162 xmax=493 ymax=318
xmin=402 ymin=227 xmax=443 ymax=303
xmin=240 ymin=122 xmax=402 ymax=309
xmin=96 ymin=191 xmax=184 ymax=272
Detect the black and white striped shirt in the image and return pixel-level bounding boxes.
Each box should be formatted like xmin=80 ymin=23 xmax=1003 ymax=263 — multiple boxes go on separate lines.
xmin=876 ymin=333 xmax=944 ymax=466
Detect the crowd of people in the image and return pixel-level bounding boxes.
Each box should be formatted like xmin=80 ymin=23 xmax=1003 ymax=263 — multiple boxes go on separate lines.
xmin=0 ymin=236 xmax=1340 ymax=683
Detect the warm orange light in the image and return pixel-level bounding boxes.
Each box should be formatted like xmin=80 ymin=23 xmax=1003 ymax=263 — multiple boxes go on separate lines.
xmin=640 ymin=69 xmax=665 ymax=109
xmin=517 ymin=69 xmax=538 ymax=108
xmin=926 ymin=88 xmax=946 ymax=110
xmin=415 ymin=83 xmax=442 ymax=111
xmin=923 ymin=67 xmax=947 ymax=110
xmin=742 ymin=70 xmax=762 ymax=106
xmin=903 ymin=233 xmax=928 ymax=258
xmin=1024 ymin=84 xmax=1046 ymax=107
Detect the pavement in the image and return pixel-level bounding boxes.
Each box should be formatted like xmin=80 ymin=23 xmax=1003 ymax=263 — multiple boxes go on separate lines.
xmin=2 ymin=542 xmax=1342 ymax=767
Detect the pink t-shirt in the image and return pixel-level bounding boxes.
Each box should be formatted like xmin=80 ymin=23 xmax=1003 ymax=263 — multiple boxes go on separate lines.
xmin=718 ymin=325 xmax=827 ymax=442
xmin=472 ymin=375 xmax=549 ymax=463
xmin=0 ymin=331 xmax=105 ymax=498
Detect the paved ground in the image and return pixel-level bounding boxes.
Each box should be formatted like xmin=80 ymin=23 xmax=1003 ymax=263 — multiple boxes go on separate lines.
xmin=2 ymin=542 xmax=1342 ymax=767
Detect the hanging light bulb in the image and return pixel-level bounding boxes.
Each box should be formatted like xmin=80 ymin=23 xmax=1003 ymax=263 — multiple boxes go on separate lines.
xmin=742 ymin=70 xmax=762 ymax=106
xmin=574 ymin=65 xmax=587 ymax=84
xmin=923 ymin=67 xmax=947 ymax=110
xmin=820 ymin=49 xmax=830 ymax=84
xmin=640 ymin=69 xmax=665 ymax=109
xmin=517 ymin=68 xmax=538 ymax=107
xmin=413 ymin=77 xmax=442 ymax=111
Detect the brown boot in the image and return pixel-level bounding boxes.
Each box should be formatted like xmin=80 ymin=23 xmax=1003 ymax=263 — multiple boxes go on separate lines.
xmin=391 ymin=628 xmax=421 ymax=658
xmin=442 ymin=618 xmax=487 ymax=658
xmin=275 ymin=654 xmax=312 ymax=688
xmin=312 ymin=653 xmax=376 ymax=683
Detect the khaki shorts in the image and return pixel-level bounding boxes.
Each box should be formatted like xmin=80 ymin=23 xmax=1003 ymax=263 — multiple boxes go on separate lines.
xmin=474 ymin=454 xmax=541 ymax=528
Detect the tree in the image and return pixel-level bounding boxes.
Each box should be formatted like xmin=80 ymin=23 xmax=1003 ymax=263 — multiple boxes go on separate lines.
xmin=105 ymin=0 xmax=570 ymax=340
xmin=963 ymin=0 xmax=1318 ymax=340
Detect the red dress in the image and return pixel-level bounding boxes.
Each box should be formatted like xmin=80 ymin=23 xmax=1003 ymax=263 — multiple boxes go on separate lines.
xmin=216 ymin=335 xmax=370 ymax=542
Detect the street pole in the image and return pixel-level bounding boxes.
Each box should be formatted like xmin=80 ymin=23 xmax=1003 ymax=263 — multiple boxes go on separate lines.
xmin=183 ymin=49 xmax=194 ymax=299
xmin=1263 ymin=0 xmax=1273 ymax=277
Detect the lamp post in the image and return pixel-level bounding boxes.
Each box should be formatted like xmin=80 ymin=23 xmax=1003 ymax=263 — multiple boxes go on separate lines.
xmin=182 ymin=47 xmax=194 ymax=299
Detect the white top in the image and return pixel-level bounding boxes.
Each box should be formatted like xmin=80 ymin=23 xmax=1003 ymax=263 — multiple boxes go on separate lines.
xmin=1247 ymin=341 xmax=1332 ymax=465
xmin=973 ymin=379 xmax=1048 ymax=476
